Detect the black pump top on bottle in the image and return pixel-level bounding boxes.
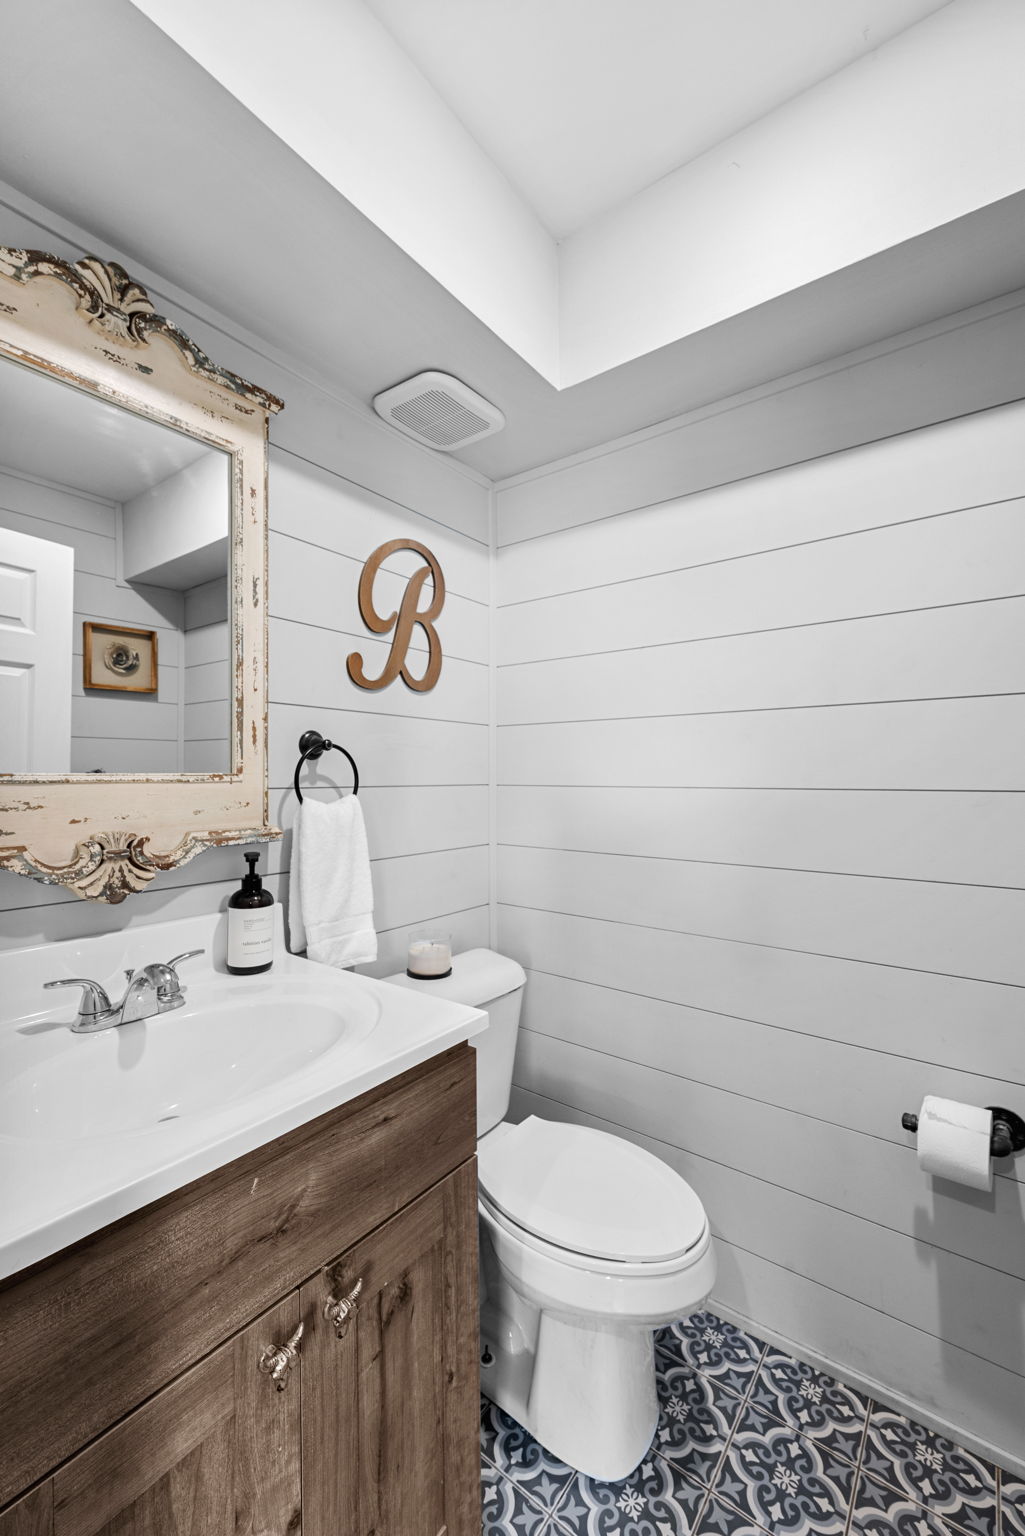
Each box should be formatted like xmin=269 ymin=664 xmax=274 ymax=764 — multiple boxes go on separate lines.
xmin=239 ymin=851 xmax=263 ymax=896
xmin=229 ymin=850 xmax=272 ymax=910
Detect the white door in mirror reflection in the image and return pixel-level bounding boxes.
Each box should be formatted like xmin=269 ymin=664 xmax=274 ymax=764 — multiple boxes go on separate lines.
xmin=0 ymin=526 xmax=73 ymax=772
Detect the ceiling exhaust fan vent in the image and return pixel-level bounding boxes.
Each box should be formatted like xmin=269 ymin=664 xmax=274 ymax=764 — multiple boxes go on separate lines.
xmin=372 ymin=371 xmax=504 ymax=451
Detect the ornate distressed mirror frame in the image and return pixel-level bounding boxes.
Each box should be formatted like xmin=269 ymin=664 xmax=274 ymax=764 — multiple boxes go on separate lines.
xmin=0 ymin=248 xmax=283 ymax=902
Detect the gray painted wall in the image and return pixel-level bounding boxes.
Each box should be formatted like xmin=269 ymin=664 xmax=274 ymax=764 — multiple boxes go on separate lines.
xmin=494 ymin=367 xmax=1025 ymax=1473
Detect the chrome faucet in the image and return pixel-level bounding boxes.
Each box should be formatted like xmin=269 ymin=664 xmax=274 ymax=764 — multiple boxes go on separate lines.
xmin=44 ymin=950 xmax=205 ymax=1033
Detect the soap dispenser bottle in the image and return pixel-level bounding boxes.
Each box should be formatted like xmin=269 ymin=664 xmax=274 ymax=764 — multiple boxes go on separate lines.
xmin=227 ymin=851 xmax=275 ymax=975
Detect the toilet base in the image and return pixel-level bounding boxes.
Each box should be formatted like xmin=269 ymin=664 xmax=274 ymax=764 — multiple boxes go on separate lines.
xmin=482 ymin=1310 xmax=660 ymax=1482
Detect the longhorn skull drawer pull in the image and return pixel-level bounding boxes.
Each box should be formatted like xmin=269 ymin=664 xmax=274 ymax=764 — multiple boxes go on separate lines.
xmin=324 ymin=1277 xmax=363 ymax=1339
xmin=259 ymin=1321 xmax=304 ymax=1390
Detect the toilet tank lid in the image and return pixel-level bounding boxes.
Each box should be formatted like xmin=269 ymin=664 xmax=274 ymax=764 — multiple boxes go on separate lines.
xmin=381 ymin=948 xmax=525 ymax=1008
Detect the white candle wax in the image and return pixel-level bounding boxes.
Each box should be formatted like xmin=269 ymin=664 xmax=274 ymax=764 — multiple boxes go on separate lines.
xmin=407 ymin=939 xmax=452 ymax=977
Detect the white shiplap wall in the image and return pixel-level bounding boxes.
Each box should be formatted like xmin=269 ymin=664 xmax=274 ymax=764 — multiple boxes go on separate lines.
xmin=495 ymin=387 xmax=1025 ymax=1473
xmin=0 ymin=195 xmax=492 ymax=963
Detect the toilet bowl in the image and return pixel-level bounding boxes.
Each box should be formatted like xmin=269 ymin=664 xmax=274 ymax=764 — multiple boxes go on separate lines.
xmin=477 ymin=1116 xmax=716 ymax=1480
xmin=382 ymin=948 xmax=716 ymax=1482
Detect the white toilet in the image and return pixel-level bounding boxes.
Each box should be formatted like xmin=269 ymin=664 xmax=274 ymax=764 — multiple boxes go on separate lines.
xmin=384 ymin=948 xmax=716 ymax=1481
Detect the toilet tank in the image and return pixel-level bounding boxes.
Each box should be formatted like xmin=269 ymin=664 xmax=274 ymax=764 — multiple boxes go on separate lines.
xmin=381 ymin=948 xmax=526 ymax=1136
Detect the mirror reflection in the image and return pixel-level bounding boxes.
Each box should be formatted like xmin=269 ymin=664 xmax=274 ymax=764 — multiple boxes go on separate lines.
xmin=0 ymin=358 xmax=232 ymax=775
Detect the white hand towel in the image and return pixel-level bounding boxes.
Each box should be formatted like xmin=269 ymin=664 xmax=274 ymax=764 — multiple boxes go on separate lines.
xmin=288 ymin=796 xmax=377 ymax=967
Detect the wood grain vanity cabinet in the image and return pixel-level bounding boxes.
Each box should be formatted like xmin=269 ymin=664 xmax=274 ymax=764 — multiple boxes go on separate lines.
xmin=0 ymin=1045 xmax=480 ymax=1536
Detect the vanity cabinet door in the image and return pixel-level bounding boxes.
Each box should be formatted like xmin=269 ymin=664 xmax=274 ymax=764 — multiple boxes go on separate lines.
xmin=300 ymin=1160 xmax=480 ymax=1536
xmin=0 ymin=1485 xmax=53 ymax=1536
xmin=49 ymin=1294 xmax=301 ymax=1536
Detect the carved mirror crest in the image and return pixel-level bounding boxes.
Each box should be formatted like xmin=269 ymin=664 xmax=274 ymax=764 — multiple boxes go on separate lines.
xmin=0 ymin=248 xmax=283 ymax=902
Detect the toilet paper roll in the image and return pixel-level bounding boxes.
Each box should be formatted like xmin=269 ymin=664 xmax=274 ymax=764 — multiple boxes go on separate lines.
xmin=916 ymin=1096 xmax=993 ymax=1191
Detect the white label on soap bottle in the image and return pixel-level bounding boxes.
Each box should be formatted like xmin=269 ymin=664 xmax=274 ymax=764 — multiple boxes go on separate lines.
xmin=227 ymin=907 xmax=274 ymax=969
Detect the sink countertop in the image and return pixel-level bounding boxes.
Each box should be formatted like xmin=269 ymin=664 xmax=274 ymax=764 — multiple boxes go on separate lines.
xmin=0 ymin=909 xmax=485 ymax=1281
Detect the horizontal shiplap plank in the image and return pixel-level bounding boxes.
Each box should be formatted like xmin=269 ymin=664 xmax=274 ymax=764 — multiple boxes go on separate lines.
xmin=510 ymin=1043 xmax=1025 ymax=1374
xmin=0 ymin=503 xmax=115 ymax=579
xmin=183 ymin=700 xmax=229 ymax=742
xmin=496 ymin=336 xmax=1025 ymax=547
xmin=184 ymin=658 xmax=230 ymax=705
xmin=269 ymin=616 xmax=488 ymax=725
xmin=0 ymin=871 xmax=246 ymax=948
xmin=269 ymin=783 xmax=489 ymax=862
xmin=182 ymin=740 xmax=229 ymax=773
xmin=498 ymin=845 xmax=1025 ymax=984
xmin=517 ymin=971 xmax=1025 ymax=1203
xmin=183 ymin=621 xmax=230 ymax=668
xmin=71 ymin=695 xmax=179 ymax=741
xmin=498 ymin=697 xmax=1025 ymax=790
xmin=497 ymin=905 xmax=1025 ymax=1085
xmin=183 ymin=577 xmax=227 ymax=630
xmin=69 ymin=738 xmax=179 ymax=773
xmin=498 ymin=499 xmax=1025 ymax=666
xmin=497 ymin=786 xmax=1025 ymax=887
xmin=369 ymin=845 xmax=489 ymax=934
xmin=73 ymin=666 xmax=179 ymax=706
xmin=267 ymin=406 xmax=488 ymax=548
xmin=497 ymin=399 xmax=1025 ymax=588
xmin=0 ymin=468 xmax=117 ymax=537
xmin=510 ymin=1084 xmax=1025 ymax=1476
xmin=269 ymin=531 xmax=488 ymax=666
xmin=270 ymin=454 xmax=489 ymax=602
xmin=269 ymin=702 xmax=488 ymax=788
xmin=499 ymin=598 xmax=1025 ymax=721
xmin=74 ymin=572 xmax=184 ymax=632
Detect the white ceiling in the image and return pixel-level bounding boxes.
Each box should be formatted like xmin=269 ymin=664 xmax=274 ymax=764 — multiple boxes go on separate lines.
xmin=0 ymin=358 xmax=216 ymax=502
xmin=1 ymin=0 xmax=1022 ymax=482
xmin=363 ymin=0 xmax=952 ymax=237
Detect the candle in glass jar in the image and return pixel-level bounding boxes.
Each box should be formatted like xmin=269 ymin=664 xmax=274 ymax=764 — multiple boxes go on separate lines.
xmin=407 ymin=938 xmax=452 ymax=978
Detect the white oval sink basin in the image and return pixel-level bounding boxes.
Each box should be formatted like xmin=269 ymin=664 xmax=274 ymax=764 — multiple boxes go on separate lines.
xmin=0 ymin=976 xmax=381 ymax=1142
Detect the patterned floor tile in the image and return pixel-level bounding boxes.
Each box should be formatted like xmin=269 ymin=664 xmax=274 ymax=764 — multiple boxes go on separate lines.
xmin=850 ymin=1470 xmax=962 ymax=1536
xmin=482 ymin=1461 xmax=551 ymax=1534
xmin=748 ymin=1349 xmax=869 ymax=1464
xmin=1000 ymin=1476 xmax=1025 ymax=1536
xmin=712 ymin=1403 xmax=856 ymax=1536
xmin=695 ymin=1491 xmax=771 ymax=1536
xmin=656 ymin=1352 xmax=746 ymax=1484
xmin=657 ymin=1311 xmax=766 ymax=1398
xmin=549 ymin=1452 xmax=708 ymax=1536
xmin=861 ymin=1409 xmax=997 ymax=1536
xmin=481 ymin=1397 xmax=578 ymax=1513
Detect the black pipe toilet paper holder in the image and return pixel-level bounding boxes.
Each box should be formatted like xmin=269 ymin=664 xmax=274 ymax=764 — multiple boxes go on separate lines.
xmin=900 ymin=1106 xmax=1025 ymax=1159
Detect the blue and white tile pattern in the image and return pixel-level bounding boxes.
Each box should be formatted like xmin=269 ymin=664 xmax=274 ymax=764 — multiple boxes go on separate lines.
xmin=480 ymin=1311 xmax=1020 ymax=1536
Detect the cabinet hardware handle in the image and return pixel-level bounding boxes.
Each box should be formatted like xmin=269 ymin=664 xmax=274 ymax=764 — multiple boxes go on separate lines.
xmin=324 ymin=1277 xmax=363 ymax=1339
xmin=259 ymin=1321 xmax=304 ymax=1389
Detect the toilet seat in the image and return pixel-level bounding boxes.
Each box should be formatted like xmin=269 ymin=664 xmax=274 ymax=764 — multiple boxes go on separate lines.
xmin=477 ymin=1116 xmax=707 ymax=1268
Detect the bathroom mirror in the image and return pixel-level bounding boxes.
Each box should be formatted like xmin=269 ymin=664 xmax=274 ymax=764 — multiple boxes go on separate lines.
xmin=0 ymin=247 xmax=283 ymax=902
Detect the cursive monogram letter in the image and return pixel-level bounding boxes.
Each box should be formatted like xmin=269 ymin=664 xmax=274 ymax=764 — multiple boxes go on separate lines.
xmin=346 ymin=538 xmax=445 ymax=692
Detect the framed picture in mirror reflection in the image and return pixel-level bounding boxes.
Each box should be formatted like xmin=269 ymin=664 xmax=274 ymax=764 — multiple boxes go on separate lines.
xmin=83 ymin=621 xmax=158 ymax=694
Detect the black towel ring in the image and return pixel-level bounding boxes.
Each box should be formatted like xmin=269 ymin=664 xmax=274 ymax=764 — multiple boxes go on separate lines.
xmin=293 ymin=729 xmax=360 ymax=804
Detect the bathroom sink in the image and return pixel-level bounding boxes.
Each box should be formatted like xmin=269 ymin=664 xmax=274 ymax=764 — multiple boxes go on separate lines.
xmin=0 ymin=908 xmax=486 ymax=1280
xmin=0 ymin=977 xmax=380 ymax=1142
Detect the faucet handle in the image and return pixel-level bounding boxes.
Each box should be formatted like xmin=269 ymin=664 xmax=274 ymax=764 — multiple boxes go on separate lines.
xmin=166 ymin=950 xmax=204 ymax=973
xmin=43 ymin=977 xmax=114 ymax=1026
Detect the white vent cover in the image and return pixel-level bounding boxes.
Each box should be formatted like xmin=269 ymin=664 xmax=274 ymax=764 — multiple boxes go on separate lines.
xmin=372 ymin=371 xmax=505 ymax=451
